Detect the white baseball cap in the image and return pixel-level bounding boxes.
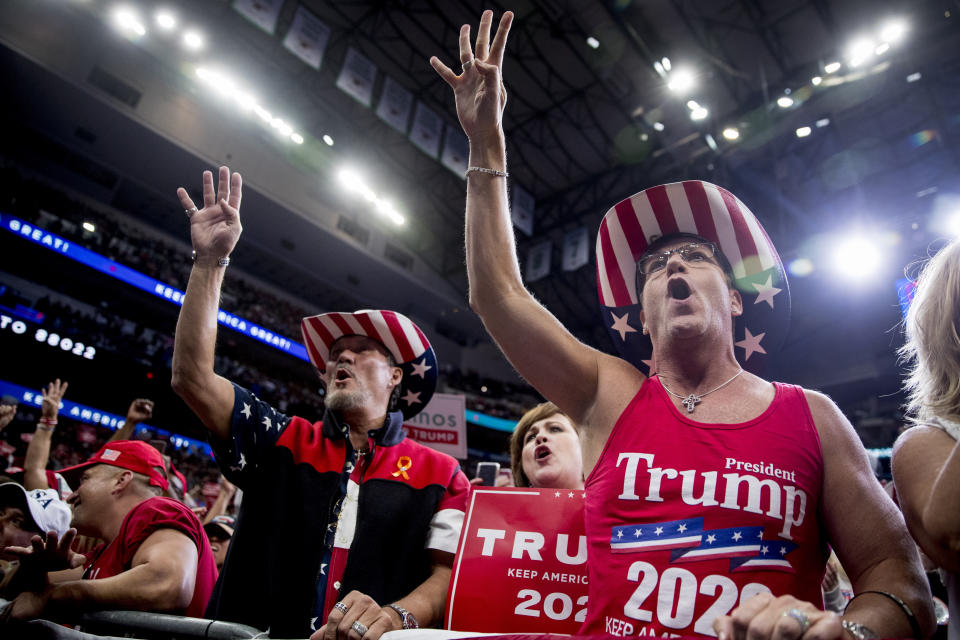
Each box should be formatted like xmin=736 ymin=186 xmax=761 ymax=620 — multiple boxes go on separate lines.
xmin=0 ymin=483 xmax=72 ymax=537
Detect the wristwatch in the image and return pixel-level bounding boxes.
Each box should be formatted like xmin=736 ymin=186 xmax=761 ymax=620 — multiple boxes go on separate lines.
xmin=842 ymin=620 xmax=877 ymax=640
xmin=385 ymin=603 xmax=419 ymax=629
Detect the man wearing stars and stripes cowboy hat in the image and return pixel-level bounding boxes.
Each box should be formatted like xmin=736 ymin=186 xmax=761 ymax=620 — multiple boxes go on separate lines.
xmin=171 ymin=167 xmax=469 ymax=640
xmin=433 ymin=9 xmax=933 ymax=640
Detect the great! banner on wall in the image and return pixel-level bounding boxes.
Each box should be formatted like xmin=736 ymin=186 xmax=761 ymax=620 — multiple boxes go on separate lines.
xmin=336 ymin=47 xmax=378 ymax=107
xmin=232 ymin=0 xmax=283 ymax=34
xmin=445 ymin=487 xmax=588 ymax=634
xmin=402 ymin=393 xmax=466 ymax=460
xmin=282 ymin=5 xmax=331 ymax=70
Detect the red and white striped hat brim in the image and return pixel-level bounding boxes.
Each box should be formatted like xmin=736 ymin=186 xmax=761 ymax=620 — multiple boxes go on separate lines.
xmin=301 ymin=309 xmax=431 ymax=373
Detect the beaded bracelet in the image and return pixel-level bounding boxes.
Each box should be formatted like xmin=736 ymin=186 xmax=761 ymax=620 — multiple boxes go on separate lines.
xmin=465 ymin=166 xmax=508 ymax=178
xmin=844 ymin=590 xmax=921 ymax=640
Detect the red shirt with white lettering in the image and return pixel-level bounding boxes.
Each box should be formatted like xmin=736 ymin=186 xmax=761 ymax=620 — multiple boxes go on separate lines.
xmin=581 ymin=377 xmax=826 ymax=637
xmin=83 ymin=497 xmax=217 ymax=618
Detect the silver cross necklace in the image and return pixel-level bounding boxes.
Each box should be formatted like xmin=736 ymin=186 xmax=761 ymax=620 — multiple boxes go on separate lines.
xmin=657 ymin=369 xmax=744 ymax=413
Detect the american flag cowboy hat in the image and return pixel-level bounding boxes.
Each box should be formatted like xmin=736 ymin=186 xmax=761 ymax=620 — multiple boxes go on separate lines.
xmin=301 ymin=310 xmax=438 ymax=419
xmin=596 ymin=180 xmax=790 ymax=375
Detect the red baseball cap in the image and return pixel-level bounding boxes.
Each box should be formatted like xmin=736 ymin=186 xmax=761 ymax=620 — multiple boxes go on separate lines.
xmin=59 ymin=440 xmax=169 ymax=491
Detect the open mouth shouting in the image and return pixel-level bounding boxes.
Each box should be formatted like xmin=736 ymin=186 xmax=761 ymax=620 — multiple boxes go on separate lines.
xmin=535 ymin=444 xmax=552 ymax=463
xmin=333 ymin=367 xmax=354 ymax=386
xmin=667 ymin=277 xmax=692 ymax=302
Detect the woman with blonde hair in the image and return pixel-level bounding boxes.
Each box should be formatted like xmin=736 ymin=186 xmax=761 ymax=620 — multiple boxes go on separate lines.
xmin=893 ymin=239 xmax=960 ymax=640
xmin=509 ymin=402 xmax=583 ymax=489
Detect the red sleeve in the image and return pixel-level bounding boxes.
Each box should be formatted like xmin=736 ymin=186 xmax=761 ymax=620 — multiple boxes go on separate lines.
xmin=118 ymin=498 xmax=205 ymax=566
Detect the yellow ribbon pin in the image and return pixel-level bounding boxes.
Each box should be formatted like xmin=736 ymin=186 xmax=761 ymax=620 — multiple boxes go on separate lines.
xmin=392 ymin=456 xmax=412 ymax=480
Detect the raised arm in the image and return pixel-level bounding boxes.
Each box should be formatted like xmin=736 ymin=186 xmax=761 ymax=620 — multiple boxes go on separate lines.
xmin=170 ymin=167 xmax=242 ymax=441
xmin=107 ymin=399 xmax=154 ymax=444
xmin=24 ymin=379 xmax=67 ymax=491
xmin=430 ymin=11 xmax=633 ymax=426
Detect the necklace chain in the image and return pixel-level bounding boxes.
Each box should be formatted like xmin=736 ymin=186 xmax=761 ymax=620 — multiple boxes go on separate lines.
xmin=658 ymin=369 xmax=744 ymax=413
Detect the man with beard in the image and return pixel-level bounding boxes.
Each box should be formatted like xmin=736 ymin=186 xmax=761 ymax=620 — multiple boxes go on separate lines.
xmin=171 ymin=168 xmax=469 ymax=640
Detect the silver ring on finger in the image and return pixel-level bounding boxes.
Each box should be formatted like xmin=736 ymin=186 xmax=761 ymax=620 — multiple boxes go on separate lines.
xmin=461 ymin=58 xmax=474 ymax=72
xmin=351 ymin=621 xmax=369 ymax=637
xmin=782 ymin=607 xmax=811 ymax=631
xmin=185 ymin=207 xmax=198 ymax=218
xmin=334 ymin=601 xmax=349 ymax=614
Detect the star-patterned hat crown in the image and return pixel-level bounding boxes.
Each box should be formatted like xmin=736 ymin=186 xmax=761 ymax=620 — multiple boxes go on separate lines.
xmin=596 ymin=180 xmax=790 ymax=374
xmin=301 ymin=309 xmax=438 ymax=419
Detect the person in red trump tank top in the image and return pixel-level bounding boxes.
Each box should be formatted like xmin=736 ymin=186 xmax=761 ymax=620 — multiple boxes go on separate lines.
xmin=432 ymin=11 xmax=935 ymax=639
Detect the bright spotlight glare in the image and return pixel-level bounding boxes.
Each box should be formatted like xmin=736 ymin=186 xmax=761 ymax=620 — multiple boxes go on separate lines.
xmin=796 ymin=126 xmax=812 ymax=138
xmin=880 ymin=20 xmax=907 ymax=43
xmin=183 ymin=30 xmax=204 ymax=50
xmin=661 ymin=57 xmax=672 ymax=71
xmin=155 ymin=11 xmax=176 ymax=30
xmin=586 ymin=36 xmax=599 ymax=49
xmin=236 ymin=92 xmax=256 ymax=110
xmin=667 ymin=69 xmax=694 ymax=93
xmin=290 ymin=133 xmax=304 ymax=144
xmin=195 ymin=66 xmax=210 ymax=80
xmin=653 ymin=61 xmax=664 ymax=75
xmin=824 ymin=61 xmax=842 ymax=74
xmin=788 ymin=258 xmax=814 ymax=277
xmin=690 ymin=106 xmax=708 ymax=121
xmin=847 ymin=38 xmax=875 ymax=66
xmin=811 ymin=76 xmax=822 ymax=86
xmin=653 ymin=121 xmax=665 ymax=132
xmin=833 ymin=237 xmax=881 ymax=280
xmin=777 ymin=96 xmax=794 ymax=108
xmin=816 ymin=118 xmax=830 ymax=128
xmin=253 ymin=105 xmax=272 ymax=122
xmin=875 ymin=42 xmax=890 ymax=55
xmin=906 ymin=72 xmax=922 ymax=83
xmin=113 ymin=7 xmax=146 ymax=36
xmin=338 ymin=169 xmax=363 ymax=192
xmin=323 ymin=134 xmax=335 ymax=146
xmin=947 ymin=210 xmax=960 ymax=237
xmin=82 ymin=222 xmax=96 ymax=233
xmin=722 ymin=127 xmax=739 ymax=140
xmin=686 ymin=100 xmax=700 ymax=110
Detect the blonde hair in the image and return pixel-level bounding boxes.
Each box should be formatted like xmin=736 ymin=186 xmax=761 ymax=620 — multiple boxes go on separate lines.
xmin=509 ymin=402 xmax=570 ymax=487
xmin=900 ymin=240 xmax=960 ymax=423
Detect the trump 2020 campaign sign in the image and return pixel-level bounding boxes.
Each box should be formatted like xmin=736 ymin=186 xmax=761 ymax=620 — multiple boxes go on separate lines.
xmin=445 ymin=487 xmax=587 ymax=633
xmin=403 ymin=393 xmax=467 ymax=459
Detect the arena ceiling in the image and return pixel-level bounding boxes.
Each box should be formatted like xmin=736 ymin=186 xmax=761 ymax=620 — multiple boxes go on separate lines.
xmin=3 ymin=0 xmax=960 ymax=429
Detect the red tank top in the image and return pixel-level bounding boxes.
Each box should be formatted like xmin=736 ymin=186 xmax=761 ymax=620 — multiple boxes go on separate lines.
xmin=581 ymin=377 xmax=827 ymax=637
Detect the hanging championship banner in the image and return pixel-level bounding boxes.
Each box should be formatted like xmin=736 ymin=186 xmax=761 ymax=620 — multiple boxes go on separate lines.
xmin=511 ymin=184 xmax=535 ymax=236
xmin=410 ymin=101 xmax=443 ymax=158
xmin=441 ymin=125 xmax=469 ymax=178
xmin=445 ymin=488 xmax=588 ymax=634
xmin=376 ymin=76 xmax=414 ymax=134
xmin=402 ymin=393 xmax=466 ymax=460
xmin=562 ymin=227 xmax=590 ymax=272
xmin=526 ymin=240 xmax=552 ymax=283
xmin=232 ymin=0 xmax=283 ymax=34
xmin=336 ymin=47 xmax=377 ymax=107
xmin=283 ymin=5 xmax=331 ymax=70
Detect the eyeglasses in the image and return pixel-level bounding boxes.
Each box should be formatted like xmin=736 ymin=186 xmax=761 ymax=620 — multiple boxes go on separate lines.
xmin=636 ymin=242 xmax=720 ymax=279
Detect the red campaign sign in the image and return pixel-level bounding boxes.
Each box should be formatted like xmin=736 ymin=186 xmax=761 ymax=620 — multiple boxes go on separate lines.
xmin=404 ymin=425 xmax=458 ymax=445
xmin=445 ymin=487 xmax=588 ymax=634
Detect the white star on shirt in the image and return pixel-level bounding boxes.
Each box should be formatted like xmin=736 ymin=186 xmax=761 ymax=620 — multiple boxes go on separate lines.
xmin=241 ymin=403 xmax=252 ymax=419
xmin=634 ymin=529 xmax=642 ymax=538
xmin=411 ymin=358 xmax=432 ymax=378
xmin=752 ymin=275 xmax=782 ymax=309
xmin=402 ymin=390 xmax=422 ymax=406
xmin=735 ymin=328 xmax=767 ymax=361
xmin=238 ymin=453 xmax=247 ymax=469
xmin=568 ymin=492 xmax=574 ymax=498
xmin=610 ymin=312 xmax=637 ymax=341
xmin=654 ymin=526 xmax=664 ymax=536
xmin=262 ymin=416 xmax=273 ymax=431
xmin=780 ymin=546 xmax=788 ymax=556
xmin=760 ymin=545 xmax=769 ymax=555
xmin=555 ymin=491 xmax=561 ymax=497
xmin=706 ymin=534 xmax=716 ymax=544
xmin=732 ymin=531 xmax=742 ymax=541
xmin=617 ymin=530 xmax=624 ymax=539
xmin=311 ymin=617 xmax=319 ymax=630
xmin=320 ymin=563 xmax=327 ymax=575
xmin=677 ymin=523 xmax=687 ymax=533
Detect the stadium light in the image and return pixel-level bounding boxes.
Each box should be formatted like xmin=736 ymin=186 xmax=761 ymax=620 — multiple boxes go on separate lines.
xmin=661 ymin=57 xmax=672 ymax=71
xmin=337 ymin=169 xmax=405 ymax=225
xmin=690 ymin=106 xmax=708 ymax=121
xmin=704 ymin=134 xmax=717 ymax=151
xmin=875 ymin=42 xmax=890 ymax=56
xmin=788 ymin=258 xmax=814 ymax=277
xmin=847 ymin=37 xmax=875 ymax=67
xmin=811 ymin=76 xmax=822 ymax=86
xmin=290 ymin=133 xmax=304 ymax=144
xmin=82 ymin=222 xmax=96 ymax=233
xmin=653 ymin=122 xmax=665 ymax=132
xmin=155 ymin=11 xmax=176 ymax=30
xmin=816 ymin=118 xmax=830 ymax=128
xmin=113 ymin=7 xmax=146 ymax=37
xmin=777 ymin=95 xmax=794 ymax=108
xmin=586 ymin=36 xmax=599 ymax=49
xmin=667 ymin=68 xmax=695 ymax=94
xmin=722 ymin=127 xmax=739 ymax=140
xmin=832 ymin=236 xmax=882 ymax=280
xmin=880 ymin=20 xmax=907 ymax=44
xmin=323 ymin=135 xmax=335 ymax=146
xmin=824 ymin=61 xmax=842 ymax=74
xmin=183 ymin=30 xmax=204 ymax=51
xmin=796 ymin=126 xmax=812 ymax=138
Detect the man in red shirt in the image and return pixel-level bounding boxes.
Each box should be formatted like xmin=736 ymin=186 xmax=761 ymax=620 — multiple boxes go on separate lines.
xmin=2 ymin=440 xmax=217 ymax=622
